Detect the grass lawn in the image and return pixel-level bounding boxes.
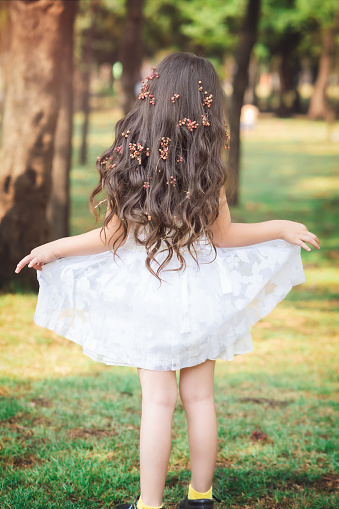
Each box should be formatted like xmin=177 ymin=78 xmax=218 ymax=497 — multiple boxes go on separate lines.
xmin=0 ymin=112 xmax=338 ymax=508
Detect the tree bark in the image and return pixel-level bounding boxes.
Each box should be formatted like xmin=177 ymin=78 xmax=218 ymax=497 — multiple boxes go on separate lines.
xmin=120 ymin=0 xmax=144 ymax=115
xmin=47 ymin=0 xmax=78 ymax=241
xmin=228 ymin=0 xmax=261 ymax=206
xmin=308 ymin=27 xmax=333 ymax=120
xmin=79 ymin=0 xmax=98 ymax=165
xmin=0 ymin=0 xmax=68 ymax=287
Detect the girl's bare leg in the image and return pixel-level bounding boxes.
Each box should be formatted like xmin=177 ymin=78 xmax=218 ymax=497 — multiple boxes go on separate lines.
xmin=179 ymin=360 xmax=217 ymax=493
xmin=137 ymin=368 xmax=178 ymax=507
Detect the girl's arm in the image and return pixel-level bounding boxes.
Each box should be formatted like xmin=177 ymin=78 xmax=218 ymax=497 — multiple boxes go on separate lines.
xmin=15 ymin=214 xmax=125 ymax=273
xmin=211 ymin=188 xmax=320 ymax=251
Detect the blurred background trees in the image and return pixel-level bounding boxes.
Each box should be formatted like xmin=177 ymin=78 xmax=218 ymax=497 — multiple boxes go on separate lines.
xmin=0 ymin=0 xmax=338 ymax=287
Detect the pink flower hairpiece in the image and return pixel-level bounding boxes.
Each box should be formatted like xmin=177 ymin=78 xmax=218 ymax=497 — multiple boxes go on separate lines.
xmin=166 ymin=176 xmax=176 ymax=186
xmin=199 ymin=80 xmax=213 ymax=108
xmin=159 ymin=137 xmax=171 ymax=160
xmin=129 ymin=143 xmax=150 ymax=166
xmin=201 ymin=115 xmax=210 ymax=127
xmin=138 ymin=67 xmax=159 ymax=105
xmin=178 ymin=118 xmax=199 ymax=131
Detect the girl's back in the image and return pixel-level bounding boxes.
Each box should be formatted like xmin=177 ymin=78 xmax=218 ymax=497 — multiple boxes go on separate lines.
xmin=15 ymin=52 xmax=319 ymax=509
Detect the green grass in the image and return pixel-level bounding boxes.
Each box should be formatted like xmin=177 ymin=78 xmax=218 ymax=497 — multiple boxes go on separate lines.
xmin=0 ymin=114 xmax=338 ymax=508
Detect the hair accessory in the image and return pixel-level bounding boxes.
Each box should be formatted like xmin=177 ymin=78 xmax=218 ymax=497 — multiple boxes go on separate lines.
xmin=159 ymin=137 xmax=171 ymax=160
xmin=150 ymin=67 xmax=159 ymax=79
xmin=122 ymin=130 xmax=130 ymax=138
xmin=138 ymin=68 xmax=159 ymax=102
xmin=171 ymin=94 xmax=180 ymax=103
xmin=138 ymin=82 xmax=149 ymax=100
xmin=202 ymin=92 xmax=213 ymax=108
xmin=143 ymin=175 xmax=152 ymax=189
xmin=107 ymin=163 xmax=117 ymax=169
xmin=178 ymin=118 xmax=199 ymax=131
xmin=177 ymin=156 xmax=183 ymax=163
xmin=201 ymin=115 xmax=210 ymax=127
xmin=224 ymin=123 xmax=230 ymax=150
xmin=166 ymin=176 xmax=176 ymax=186
xmin=147 ymin=214 xmax=152 ymax=221
xmin=199 ymin=80 xmax=213 ymax=107
xmin=129 ymin=142 xmax=144 ymax=166
xmin=115 ymin=145 xmax=122 ymax=154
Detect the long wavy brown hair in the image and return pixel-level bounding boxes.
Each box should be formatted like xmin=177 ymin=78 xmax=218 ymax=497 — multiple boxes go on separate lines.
xmin=90 ymin=52 xmax=229 ymax=279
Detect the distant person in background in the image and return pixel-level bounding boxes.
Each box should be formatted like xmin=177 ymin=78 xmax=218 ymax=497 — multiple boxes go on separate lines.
xmin=240 ymin=104 xmax=259 ymax=131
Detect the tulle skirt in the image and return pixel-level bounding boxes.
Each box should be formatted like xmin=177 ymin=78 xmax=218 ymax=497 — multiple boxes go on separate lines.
xmin=35 ymin=235 xmax=305 ymax=371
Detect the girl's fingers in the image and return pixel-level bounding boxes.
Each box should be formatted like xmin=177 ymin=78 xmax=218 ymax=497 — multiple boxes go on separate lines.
xmin=306 ymin=231 xmax=320 ymax=245
xmin=15 ymin=255 xmax=44 ymax=273
xmin=298 ymin=240 xmax=311 ymax=252
xmin=302 ymin=234 xmax=320 ymax=250
xmin=28 ymin=257 xmax=39 ymax=268
xmin=15 ymin=255 xmax=34 ymax=273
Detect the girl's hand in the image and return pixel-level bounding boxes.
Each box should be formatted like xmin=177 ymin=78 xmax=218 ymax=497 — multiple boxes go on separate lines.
xmin=280 ymin=220 xmax=320 ymax=252
xmin=15 ymin=245 xmax=59 ymax=274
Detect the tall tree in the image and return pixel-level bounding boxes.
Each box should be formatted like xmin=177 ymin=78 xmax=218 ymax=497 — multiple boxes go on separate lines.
xmin=0 ymin=0 xmax=72 ymax=287
xmin=47 ymin=0 xmax=78 ymax=240
xmin=308 ymin=26 xmax=334 ymax=119
xmin=79 ymin=0 xmax=99 ymax=165
xmin=297 ymin=0 xmax=338 ymax=119
xmin=228 ymin=0 xmax=261 ymax=206
xmin=120 ymin=0 xmax=144 ymax=114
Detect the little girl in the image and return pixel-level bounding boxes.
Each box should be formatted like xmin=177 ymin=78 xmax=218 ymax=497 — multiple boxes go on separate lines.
xmin=16 ymin=53 xmax=319 ymax=509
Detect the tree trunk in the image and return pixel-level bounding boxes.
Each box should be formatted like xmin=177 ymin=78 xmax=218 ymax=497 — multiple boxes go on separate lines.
xmin=120 ymin=0 xmax=144 ymax=115
xmin=79 ymin=0 xmax=98 ymax=165
xmin=308 ymin=27 xmax=333 ymax=120
xmin=47 ymin=0 xmax=78 ymax=241
xmin=228 ymin=0 xmax=261 ymax=206
xmin=0 ymin=0 xmax=68 ymax=288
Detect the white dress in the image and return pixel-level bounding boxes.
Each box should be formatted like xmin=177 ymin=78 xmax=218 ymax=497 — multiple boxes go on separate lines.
xmin=34 ymin=231 xmax=305 ymax=371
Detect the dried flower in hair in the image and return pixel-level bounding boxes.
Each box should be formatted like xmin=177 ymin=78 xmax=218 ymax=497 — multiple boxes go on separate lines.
xmin=115 ymin=145 xmax=122 ymax=154
xmin=201 ymin=115 xmax=210 ymax=127
xmin=143 ymin=181 xmax=150 ymax=189
xmin=202 ymin=92 xmax=213 ymax=108
xmin=159 ymin=137 xmax=171 ymax=160
xmin=224 ymin=123 xmax=230 ymax=150
xmin=178 ymin=118 xmax=199 ymax=131
xmin=138 ymin=81 xmax=149 ymax=100
xmin=149 ymin=68 xmax=159 ymax=80
xmin=149 ymin=94 xmax=155 ymax=106
xmin=122 ymin=130 xmax=130 ymax=138
xmin=147 ymin=214 xmax=152 ymax=221
xmin=171 ymin=94 xmax=180 ymax=103
xmin=199 ymin=81 xmax=213 ymax=107
xmin=177 ymin=156 xmax=183 ymax=163
xmin=166 ymin=176 xmax=176 ymax=186
xmin=138 ymin=68 xmax=159 ymax=101
xmin=185 ymin=191 xmax=190 ymax=199
xmin=129 ymin=142 xmax=144 ymax=165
